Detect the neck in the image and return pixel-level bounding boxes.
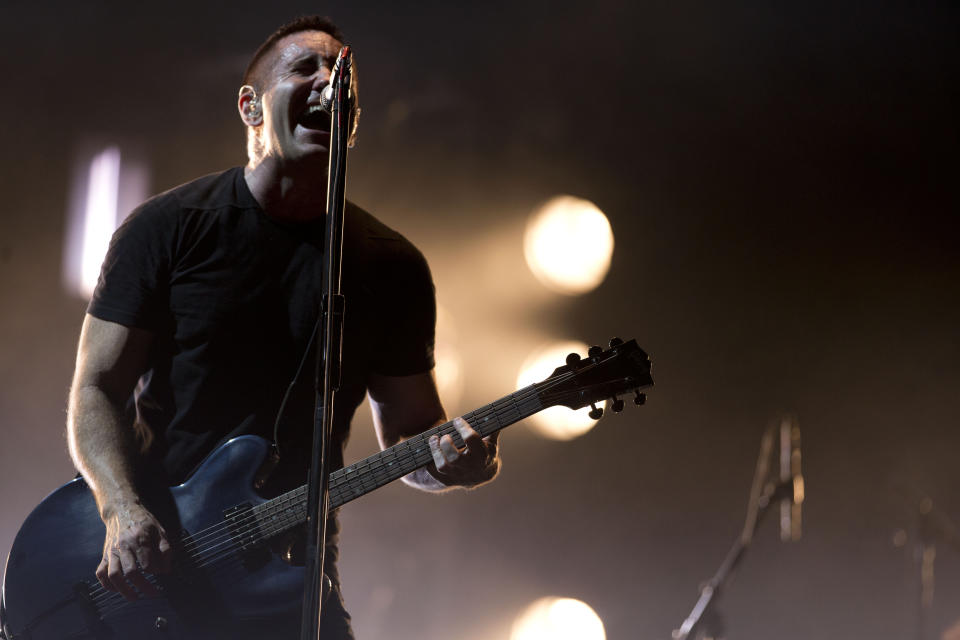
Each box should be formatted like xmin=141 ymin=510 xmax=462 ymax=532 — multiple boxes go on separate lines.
xmin=244 ymin=157 xmax=329 ymax=221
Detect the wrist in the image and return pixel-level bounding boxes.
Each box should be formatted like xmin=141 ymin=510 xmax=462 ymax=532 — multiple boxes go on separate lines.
xmin=96 ymin=486 xmax=142 ymax=520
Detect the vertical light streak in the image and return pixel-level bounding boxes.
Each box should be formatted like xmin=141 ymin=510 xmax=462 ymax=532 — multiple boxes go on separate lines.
xmin=79 ymin=147 xmax=121 ymax=298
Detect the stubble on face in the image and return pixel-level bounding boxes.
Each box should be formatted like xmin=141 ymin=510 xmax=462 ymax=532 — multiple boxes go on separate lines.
xmin=255 ymin=31 xmax=343 ymax=169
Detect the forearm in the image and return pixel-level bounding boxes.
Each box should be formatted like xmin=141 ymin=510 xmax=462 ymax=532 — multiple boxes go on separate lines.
xmin=67 ymin=383 xmax=143 ymax=520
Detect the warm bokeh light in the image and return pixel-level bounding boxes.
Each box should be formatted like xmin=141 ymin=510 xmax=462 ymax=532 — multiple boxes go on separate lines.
xmin=516 ymin=341 xmax=604 ymax=440
xmin=434 ymin=305 xmax=464 ymax=409
xmin=523 ymin=195 xmax=614 ymax=295
xmin=510 ymin=597 xmax=606 ymax=640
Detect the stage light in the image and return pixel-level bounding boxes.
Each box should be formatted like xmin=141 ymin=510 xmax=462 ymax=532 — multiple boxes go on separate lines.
xmin=523 ymin=195 xmax=614 ymax=295
xmin=510 ymin=597 xmax=606 ymax=640
xmin=516 ymin=341 xmax=604 ymax=440
xmin=63 ymin=145 xmax=148 ymax=298
xmin=79 ymin=148 xmax=121 ymax=297
xmin=434 ymin=305 xmax=464 ymax=409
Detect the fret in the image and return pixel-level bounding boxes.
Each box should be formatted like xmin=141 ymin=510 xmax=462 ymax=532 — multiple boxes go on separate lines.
xmin=58 ymin=341 xmax=646 ymax=586
xmin=239 ymin=383 xmax=546 ymax=546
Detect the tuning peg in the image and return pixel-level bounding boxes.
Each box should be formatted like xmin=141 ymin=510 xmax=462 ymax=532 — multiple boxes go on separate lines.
xmin=633 ymin=390 xmax=646 ymax=406
xmin=565 ymin=352 xmax=581 ymax=366
xmin=588 ymin=402 xmax=603 ymax=420
xmin=609 ymin=337 xmax=623 ymax=348
xmin=611 ymin=397 xmax=625 ymax=413
xmin=588 ymin=345 xmax=603 ymax=358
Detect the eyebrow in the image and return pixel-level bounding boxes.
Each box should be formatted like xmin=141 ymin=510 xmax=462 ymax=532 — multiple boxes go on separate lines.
xmin=286 ymin=50 xmax=338 ymax=68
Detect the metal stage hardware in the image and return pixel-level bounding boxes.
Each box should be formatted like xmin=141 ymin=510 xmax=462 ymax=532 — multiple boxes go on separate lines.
xmin=673 ymin=417 xmax=804 ymax=640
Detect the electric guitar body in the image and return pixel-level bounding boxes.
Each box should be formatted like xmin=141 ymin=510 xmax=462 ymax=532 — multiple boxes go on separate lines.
xmin=2 ymin=436 xmax=303 ymax=639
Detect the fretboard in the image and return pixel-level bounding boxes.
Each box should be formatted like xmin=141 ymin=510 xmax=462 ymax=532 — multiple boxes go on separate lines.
xmin=247 ymin=384 xmax=544 ymax=543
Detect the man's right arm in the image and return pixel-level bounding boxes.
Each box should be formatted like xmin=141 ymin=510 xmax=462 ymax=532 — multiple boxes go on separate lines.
xmin=67 ymin=314 xmax=172 ymax=601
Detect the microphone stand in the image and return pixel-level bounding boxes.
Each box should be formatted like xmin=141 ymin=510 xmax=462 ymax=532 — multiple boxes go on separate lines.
xmin=673 ymin=427 xmax=797 ymax=640
xmin=910 ymin=493 xmax=960 ymax=640
xmin=300 ymin=45 xmax=353 ymax=640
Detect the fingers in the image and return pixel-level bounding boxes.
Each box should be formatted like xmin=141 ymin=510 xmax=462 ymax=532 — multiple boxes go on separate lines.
xmin=428 ymin=417 xmax=499 ymax=486
xmin=429 ymin=418 xmax=480 ymax=470
xmin=137 ymin=525 xmax=173 ymax=575
xmin=100 ymin=544 xmax=158 ymax=601
xmin=95 ymin=555 xmax=110 ymax=590
xmin=157 ymin=534 xmax=174 ymax=573
xmin=455 ymin=417 xmax=486 ymax=459
xmin=106 ymin=546 xmax=144 ymax=601
xmin=125 ymin=547 xmax=160 ymax=598
xmin=98 ymin=513 xmax=171 ymax=600
xmin=429 ymin=434 xmax=457 ymax=472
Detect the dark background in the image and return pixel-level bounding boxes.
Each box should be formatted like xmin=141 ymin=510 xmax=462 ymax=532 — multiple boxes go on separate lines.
xmin=1 ymin=1 xmax=958 ymax=638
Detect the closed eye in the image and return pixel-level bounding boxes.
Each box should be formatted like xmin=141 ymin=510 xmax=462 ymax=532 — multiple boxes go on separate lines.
xmin=294 ymin=60 xmax=318 ymax=75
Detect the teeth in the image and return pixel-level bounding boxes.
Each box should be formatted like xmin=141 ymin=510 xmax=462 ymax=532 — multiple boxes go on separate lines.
xmin=305 ymin=105 xmax=326 ymax=115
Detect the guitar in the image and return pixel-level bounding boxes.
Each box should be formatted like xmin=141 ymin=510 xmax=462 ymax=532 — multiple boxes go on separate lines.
xmin=0 ymin=338 xmax=652 ymax=640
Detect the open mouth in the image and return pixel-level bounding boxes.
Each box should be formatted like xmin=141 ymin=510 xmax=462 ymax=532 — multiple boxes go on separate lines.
xmin=297 ymin=104 xmax=331 ymax=132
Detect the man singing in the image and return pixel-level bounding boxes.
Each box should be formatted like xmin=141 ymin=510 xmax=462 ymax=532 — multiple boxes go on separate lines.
xmin=67 ymin=15 xmax=499 ymax=639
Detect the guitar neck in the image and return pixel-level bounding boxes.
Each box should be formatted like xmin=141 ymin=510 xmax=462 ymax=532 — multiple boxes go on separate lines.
xmin=248 ymin=384 xmax=545 ymax=540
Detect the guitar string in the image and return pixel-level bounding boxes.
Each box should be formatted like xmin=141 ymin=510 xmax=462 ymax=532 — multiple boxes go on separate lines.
xmin=185 ymin=385 xmax=549 ymax=569
xmin=87 ymin=387 xmax=538 ymax=613
xmin=90 ymin=383 xmax=544 ymax=610
xmin=90 ymin=362 xmax=628 ymax=615
xmin=87 ymin=368 xmax=603 ymax=615
xmin=91 ymin=382 xmax=619 ymax=618
xmin=89 ymin=357 xmax=635 ymax=614
xmin=86 ymin=381 xmax=554 ymax=612
xmin=183 ymin=384 xmax=539 ymax=555
xmin=89 ymin=388 xmax=542 ymax=615
xmin=154 ymin=382 xmax=544 ymax=563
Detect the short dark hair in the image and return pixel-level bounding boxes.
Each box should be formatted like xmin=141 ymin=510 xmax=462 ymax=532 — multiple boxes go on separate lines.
xmin=242 ymin=15 xmax=346 ymax=90
xmin=242 ymin=15 xmax=360 ymax=147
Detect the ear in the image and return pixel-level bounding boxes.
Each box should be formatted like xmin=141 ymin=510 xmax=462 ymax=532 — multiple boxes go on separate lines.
xmin=238 ymin=84 xmax=263 ymax=127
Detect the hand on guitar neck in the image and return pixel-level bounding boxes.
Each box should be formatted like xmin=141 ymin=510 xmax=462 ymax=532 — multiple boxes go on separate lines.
xmin=427 ymin=417 xmax=501 ymax=488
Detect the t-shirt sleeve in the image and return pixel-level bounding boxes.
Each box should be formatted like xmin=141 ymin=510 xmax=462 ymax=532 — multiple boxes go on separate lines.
xmin=87 ymin=199 xmax=175 ymax=330
xmin=369 ymin=244 xmax=437 ymax=376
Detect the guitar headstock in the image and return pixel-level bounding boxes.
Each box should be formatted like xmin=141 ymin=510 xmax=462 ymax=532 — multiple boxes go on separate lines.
xmin=533 ymin=338 xmax=653 ymax=419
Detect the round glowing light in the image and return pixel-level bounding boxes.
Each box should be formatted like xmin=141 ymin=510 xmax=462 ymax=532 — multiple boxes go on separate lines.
xmin=517 ymin=341 xmax=604 ymax=441
xmin=523 ymin=195 xmax=614 ymax=295
xmin=510 ymin=597 xmax=606 ymax=640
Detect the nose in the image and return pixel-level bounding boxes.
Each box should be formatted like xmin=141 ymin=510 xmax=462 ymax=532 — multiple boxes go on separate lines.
xmin=311 ymin=66 xmax=332 ymax=92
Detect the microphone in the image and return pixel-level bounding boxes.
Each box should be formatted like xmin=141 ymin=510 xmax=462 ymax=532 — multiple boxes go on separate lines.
xmin=319 ymin=84 xmax=334 ymax=113
xmin=779 ymin=418 xmax=803 ymax=541
xmin=319 ymin=46 xmax=351 ymax=113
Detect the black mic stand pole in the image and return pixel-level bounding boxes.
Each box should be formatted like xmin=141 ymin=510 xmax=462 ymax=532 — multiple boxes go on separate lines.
xmin=300 ymin=45 xmax=353 ymax=640
xmin=673 ymin=427 xmax=796 ymax=640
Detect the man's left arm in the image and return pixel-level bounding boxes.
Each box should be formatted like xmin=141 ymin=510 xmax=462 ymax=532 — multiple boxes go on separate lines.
xmin=367 ymin=371 xmax=500 ymax=491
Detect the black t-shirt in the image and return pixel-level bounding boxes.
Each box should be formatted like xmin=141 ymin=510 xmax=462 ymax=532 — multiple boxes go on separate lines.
xmin=89 ymin=166 xmax=436 ymax=484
